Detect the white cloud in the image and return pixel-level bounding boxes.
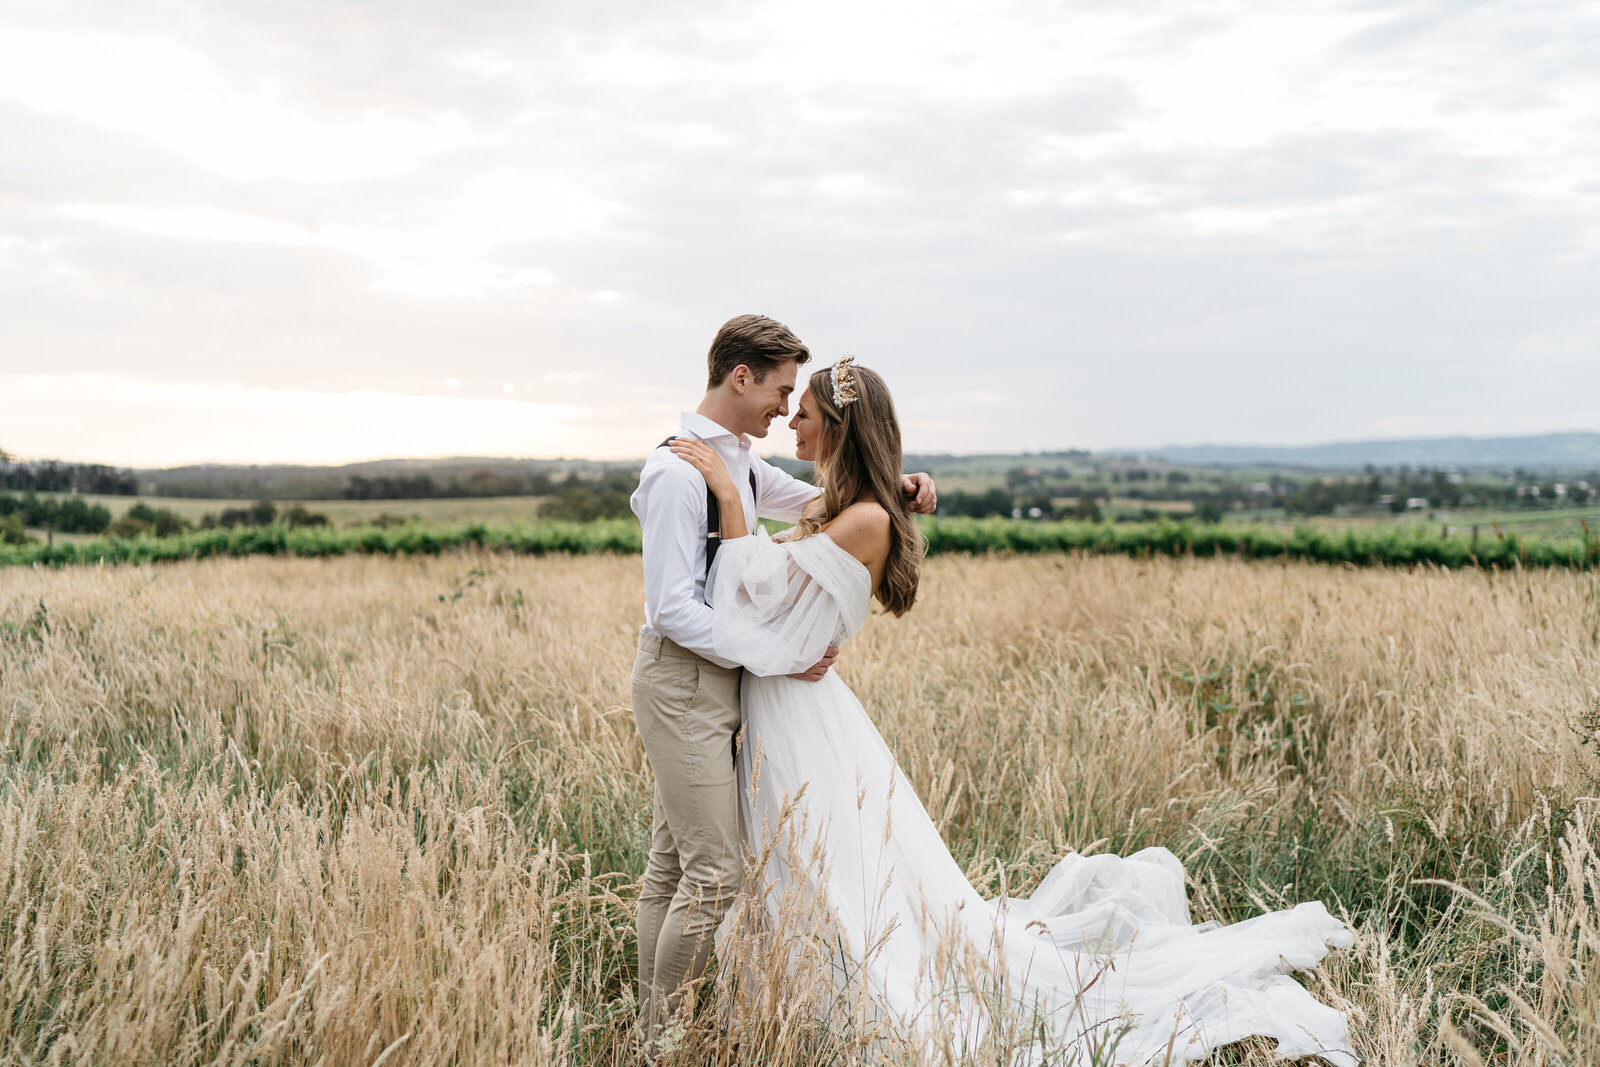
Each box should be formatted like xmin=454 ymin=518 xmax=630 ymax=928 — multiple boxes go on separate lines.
xmin=0 ymin=374 xmax=614 ymax=465
xmin=60 ymin=203 xmax=313 ymax=245
xmin=0 ymin=29 xmax=484 ymax=181
xmin=2 ymin=0 xmax=1598 ymax=464
xmin=541 ymin=371 xmax=597 ymax=386
xmin=813 ymin=172 xmax=896 ymax=200
xmin=368 ymin=260 xmax=554 ymax=300
xmin=57 ymin=168 xmax=612 ymax=298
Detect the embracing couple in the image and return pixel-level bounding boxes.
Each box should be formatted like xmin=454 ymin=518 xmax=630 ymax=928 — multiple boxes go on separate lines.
xmin=629 ymin=315 xmax=1357 ymax=1065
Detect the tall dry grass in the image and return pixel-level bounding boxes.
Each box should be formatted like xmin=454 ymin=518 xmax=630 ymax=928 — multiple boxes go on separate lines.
xmin=0 ymin=552 xmax=1596 ymax=1064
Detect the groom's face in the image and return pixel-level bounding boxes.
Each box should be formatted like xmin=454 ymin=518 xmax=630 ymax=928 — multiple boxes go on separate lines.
xmin=736 ymin=359 xmax=798 ymax=439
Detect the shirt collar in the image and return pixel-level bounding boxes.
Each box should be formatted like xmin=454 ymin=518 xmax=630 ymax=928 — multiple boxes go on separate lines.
xmin=681 ymin=411 xmax=751 ymax=452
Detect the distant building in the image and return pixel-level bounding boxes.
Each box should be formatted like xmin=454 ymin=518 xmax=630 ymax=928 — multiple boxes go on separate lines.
xmin=1406 ymin=497 xmax=1429 ymax=509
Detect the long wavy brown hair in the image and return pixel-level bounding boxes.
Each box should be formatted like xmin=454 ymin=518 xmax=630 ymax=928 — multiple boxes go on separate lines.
xmin=792 ymin=361 xmax=924 ymax=616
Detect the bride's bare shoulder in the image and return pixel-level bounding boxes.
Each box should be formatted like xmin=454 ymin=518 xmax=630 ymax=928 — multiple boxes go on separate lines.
xmin=822 ymin=501 xmax=891 ymax=563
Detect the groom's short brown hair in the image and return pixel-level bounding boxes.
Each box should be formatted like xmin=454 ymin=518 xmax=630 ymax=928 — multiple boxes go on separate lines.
xmin=706 ymin=314 xmax=811 ymax=389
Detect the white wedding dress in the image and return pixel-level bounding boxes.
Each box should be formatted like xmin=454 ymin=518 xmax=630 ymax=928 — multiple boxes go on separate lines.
xmin=708 ymin=529 xmax=1357 ymax=1067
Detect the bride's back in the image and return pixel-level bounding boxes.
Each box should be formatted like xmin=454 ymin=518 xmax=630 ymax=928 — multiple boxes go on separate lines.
xmin=818 ymin=500 xmax=894 ymax=595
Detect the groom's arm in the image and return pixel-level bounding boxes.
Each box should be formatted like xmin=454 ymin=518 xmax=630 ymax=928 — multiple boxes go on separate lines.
xmin=904 ymin=473 xmax=937 ymax=513
xmin=752 ymin=458 xmax=938 ymax=519
xmin=632 ymin=457 xmax=739 ymax=668
xmin=751 ymin=457 xmax=822 ymax=522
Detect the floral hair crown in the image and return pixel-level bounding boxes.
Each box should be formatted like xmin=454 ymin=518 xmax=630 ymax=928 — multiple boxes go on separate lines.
xmin=831 ymin=355 xmax=859 ymax=408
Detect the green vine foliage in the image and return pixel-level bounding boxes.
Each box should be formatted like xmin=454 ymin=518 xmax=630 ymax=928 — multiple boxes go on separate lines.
xmin=4 ymin=516 xmax=1599 ymax=571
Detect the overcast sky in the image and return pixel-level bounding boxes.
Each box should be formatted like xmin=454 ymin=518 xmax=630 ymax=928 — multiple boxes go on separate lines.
xmin=2 ymin=0 xmax=1598 ymax=466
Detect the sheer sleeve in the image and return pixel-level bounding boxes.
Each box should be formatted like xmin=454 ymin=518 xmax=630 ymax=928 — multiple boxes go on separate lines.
xmin=707 ymin=528 xmax=873 ymax=677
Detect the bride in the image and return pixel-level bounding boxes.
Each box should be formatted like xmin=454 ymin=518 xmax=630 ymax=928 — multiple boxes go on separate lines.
xmin=666 ymin=358 xmax=1357 ymax=1066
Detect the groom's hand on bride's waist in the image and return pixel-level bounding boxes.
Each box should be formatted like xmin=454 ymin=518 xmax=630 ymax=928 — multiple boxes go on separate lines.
xmin=789 ymin=645 xmax=840 ymax=682
xmin=902 ymin=473 xmax=937 ymax=514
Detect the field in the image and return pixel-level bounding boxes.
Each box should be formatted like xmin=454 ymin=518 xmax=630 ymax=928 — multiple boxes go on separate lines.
xmin=2 ymin=552 xmax=1597 ymax=1064
xmin=29 ymin=492 xmax=555 ymax=528
xmin=1230 ymin=505 xmax=1600 ymax=542
xmin=22 ymin=489 xmax=1600 ymax=548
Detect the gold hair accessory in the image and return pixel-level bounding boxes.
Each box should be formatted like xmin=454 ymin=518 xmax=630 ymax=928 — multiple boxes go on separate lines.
xmin=831 ymin=355 xmax=859 ymax=408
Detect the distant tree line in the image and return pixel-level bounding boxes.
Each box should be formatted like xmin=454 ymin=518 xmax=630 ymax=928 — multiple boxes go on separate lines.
xmin=937 ymin=487 xmax=1113 ymax=523
xmin=150 ymin=463 xmax=614 ymax=500
xmin=109 ymin=503 xmax=189 ymax=539
xmin=0 ymin=461 xmax=137 ymax=495
xmin=198 ymin=501 xmax=329 ymax=530
xmin=539 ymin=472 xmax=637 ymax=522
xmin=0 ymin=492 xmax=113 ymax=539
xmin=110 ymin=501 xmax=331 ymax=539
xmin=1 ymin=474 xmax=641 ymax=543
xmin=344 ymin=469 xmax=559 ymax=500
xmin=150 ymin=473 xmax=350 ymax=499
xmin=1282 ymin=468 xmax=1600 ymax=517
xmin=998 ymin=463 xmax=1600 ymax=521
xmin=0 ymin=491 xmax=332 ymax=545
xmin=939 ymin=488 xmax=1016 ymax=519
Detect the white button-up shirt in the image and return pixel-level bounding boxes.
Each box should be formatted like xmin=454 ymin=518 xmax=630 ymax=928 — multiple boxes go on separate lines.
xmin=631 ymin=411 xmax=822 ymax=667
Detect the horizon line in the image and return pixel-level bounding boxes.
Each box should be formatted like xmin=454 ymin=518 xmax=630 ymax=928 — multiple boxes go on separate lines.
xmin=6 ymin=427 xmax=1600 ymax=472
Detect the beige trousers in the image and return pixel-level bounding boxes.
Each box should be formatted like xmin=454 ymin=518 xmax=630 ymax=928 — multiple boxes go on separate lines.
xmin=630 ymin=632 xmax=743 ymax=1040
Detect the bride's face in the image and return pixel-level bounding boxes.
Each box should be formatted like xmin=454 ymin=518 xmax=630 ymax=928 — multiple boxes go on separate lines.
xmin=789 ymin=387 xmax=828 ymax=464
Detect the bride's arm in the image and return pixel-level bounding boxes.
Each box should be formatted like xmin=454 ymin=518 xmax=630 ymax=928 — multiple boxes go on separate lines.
xmin=671 ymin=444 xmax=840 ymax=680
xmin=669 ymin=437 xmax=748 ymax=541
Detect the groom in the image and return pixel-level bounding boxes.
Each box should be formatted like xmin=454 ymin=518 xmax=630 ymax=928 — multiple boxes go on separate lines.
xmin=629 ymin=314 xmax=935 ymax=1041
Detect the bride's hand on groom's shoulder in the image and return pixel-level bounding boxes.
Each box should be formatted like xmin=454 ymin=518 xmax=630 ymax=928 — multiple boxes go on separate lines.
xmin=669 ymin=437 xmax=737 ymax=500
xmin=902 ymin=473 xmax=937 ymax=514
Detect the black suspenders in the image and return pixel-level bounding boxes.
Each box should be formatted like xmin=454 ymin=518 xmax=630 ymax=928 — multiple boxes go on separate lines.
xmin=660 ymin=436 xmax=759 ymax=584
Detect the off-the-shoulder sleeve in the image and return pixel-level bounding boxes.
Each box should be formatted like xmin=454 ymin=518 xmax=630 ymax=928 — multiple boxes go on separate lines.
xmin=707 ymin=529 xmax=872 ymax=677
